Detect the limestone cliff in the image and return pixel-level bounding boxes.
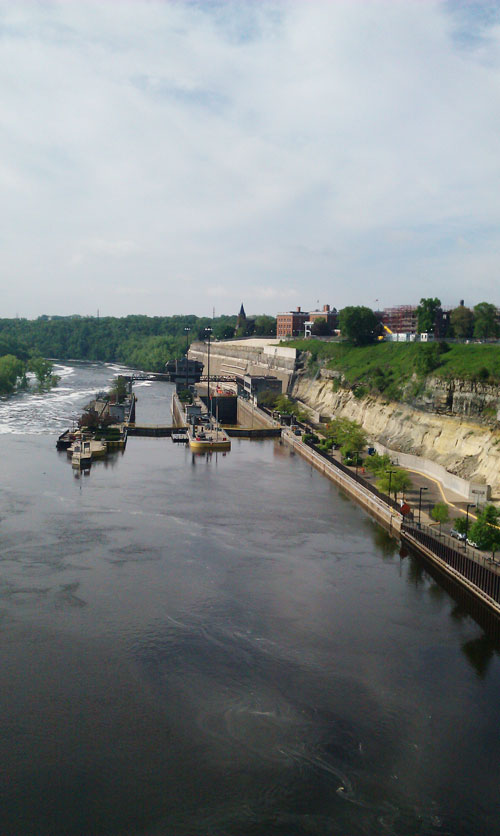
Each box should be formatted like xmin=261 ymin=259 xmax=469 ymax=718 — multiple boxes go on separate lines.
xmin=292 ymin=370 xmax=500 ymax=499
xmin=402 ymin=375 xmax=500 ymax=420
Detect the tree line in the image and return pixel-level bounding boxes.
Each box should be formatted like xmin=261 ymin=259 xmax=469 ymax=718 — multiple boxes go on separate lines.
xmin=0 ymin=353 xmax=59 ymax=395
xmin=0 ymin=312 xmax=277 ymax=391
xmin=302 ymin=299 xmax=500 ymax=346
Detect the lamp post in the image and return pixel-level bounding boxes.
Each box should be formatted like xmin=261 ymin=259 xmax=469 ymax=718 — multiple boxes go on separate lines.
xmin=386 ymin=469 xmax=396 ymax=503
xmin=353 ymin=450 xmax=362 ymax=480
xmin=465 ymin=502 xmax=475 ymax=549
xmin=205 ymin=327 xmax=212 ymax=423
xmin=418 ymin=486 xmax=428 ymax=529
xmin=184 ymin=327 xmax=190 ymax=390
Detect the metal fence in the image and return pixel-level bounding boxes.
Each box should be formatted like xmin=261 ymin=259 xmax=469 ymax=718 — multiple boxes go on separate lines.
xmin=303 ymin=438 xmax=404 ymax=513
xmin=402 ymin=521 xmax=500 ymax=605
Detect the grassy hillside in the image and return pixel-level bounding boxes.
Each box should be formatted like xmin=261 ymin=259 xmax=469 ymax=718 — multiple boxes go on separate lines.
xmin=288 ymin=339 xmax=500 ymax=400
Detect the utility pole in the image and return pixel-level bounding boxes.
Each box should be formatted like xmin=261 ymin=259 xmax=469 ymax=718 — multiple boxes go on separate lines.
xmin=184 ymin=327 xmax=190 ymax=389
xmin=206 ymin=327 xmax=212 ymax=422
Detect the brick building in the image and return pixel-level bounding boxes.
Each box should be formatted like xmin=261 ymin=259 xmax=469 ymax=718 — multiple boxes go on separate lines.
xmin=276 ymin=307 xmax=309 ymax=338
xmin=277 ymin=304 xmax=337 ymax=338
xmin=307 ymin=305 xmax=338 ymax=330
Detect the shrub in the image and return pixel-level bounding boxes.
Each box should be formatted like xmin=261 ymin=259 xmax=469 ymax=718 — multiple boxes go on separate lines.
xmin=376 ymin=469 xmax=413 ymax=497
xmin=477 ymin=366 xmax=490 ymax=382
xmin=365 ymin=453 xmax=392 ymax=475
xmin=431 ymin=502 xmax=450 ymax=532
xmin=303 ymin=433 xmax=319 ymax=444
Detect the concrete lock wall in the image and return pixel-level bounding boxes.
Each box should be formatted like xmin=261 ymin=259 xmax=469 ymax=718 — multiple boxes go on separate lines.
xmin=237 ymin=398 xmax=278 ymax=429
xmin=188 ymin=341 xmax=296 ymax=390
xmin=373 ymin=441 xmax=490 ymax=502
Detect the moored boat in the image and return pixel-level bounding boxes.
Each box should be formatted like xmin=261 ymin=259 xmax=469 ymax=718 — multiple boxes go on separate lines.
xmin=68 ymin=434 xmax=107 ymax=465
xmin=56 ymin=429 xmax=78 ymax=450
xmin=187 ymin=423 xmax=231 ymax=452
xmin=71 ymin=439 xmax=92 ymax=469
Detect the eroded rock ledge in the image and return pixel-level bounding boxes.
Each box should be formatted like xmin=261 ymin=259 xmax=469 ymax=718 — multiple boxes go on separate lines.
xmin=292 ymin=370 xmax=500 ymax=499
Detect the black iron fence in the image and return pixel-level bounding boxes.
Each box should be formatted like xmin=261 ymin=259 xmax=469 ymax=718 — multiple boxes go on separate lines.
xmin=402 ymin=521 xmax=500 ymax=605
xmin=302 ymin=438 xmax=403 ymax=514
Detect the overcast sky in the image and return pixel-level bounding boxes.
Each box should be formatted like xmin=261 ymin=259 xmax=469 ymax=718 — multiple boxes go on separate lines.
xmin=2 ymin=0 xmax=500 ymax=319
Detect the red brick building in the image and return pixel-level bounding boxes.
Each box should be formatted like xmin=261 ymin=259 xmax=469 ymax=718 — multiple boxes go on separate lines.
xmin=276 ymin=307 xmax=309 ymax=338
xmin=277 ymin=304 xmax=337 ymax=338
xmin=308 ymin=305 xmax=338 ymax=329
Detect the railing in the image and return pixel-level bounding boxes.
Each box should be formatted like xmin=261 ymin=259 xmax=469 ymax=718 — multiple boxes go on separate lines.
xmin=302 ymin=439 xmax=404 ymax=514
xmin=402 ymin=521 xmax=500 ymax=606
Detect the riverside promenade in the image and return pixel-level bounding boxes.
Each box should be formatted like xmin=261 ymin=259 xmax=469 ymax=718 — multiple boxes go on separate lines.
xmin=241 ymin=398 xmax=500 ymax=618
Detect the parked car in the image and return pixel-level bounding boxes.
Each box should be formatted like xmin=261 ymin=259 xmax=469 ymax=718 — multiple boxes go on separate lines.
xmin=450 ymin=528 xmax=466 ymax=541
xmin=467 ymin=538 xmax=479 ymax=549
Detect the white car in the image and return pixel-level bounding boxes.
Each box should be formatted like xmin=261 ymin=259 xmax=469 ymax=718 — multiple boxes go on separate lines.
xmin=450 ymin=528 xmax=466 ymax=541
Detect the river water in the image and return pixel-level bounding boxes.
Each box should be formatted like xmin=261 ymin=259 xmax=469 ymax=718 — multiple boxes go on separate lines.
xmin=0 ymin=362 xmax=499 ymax=835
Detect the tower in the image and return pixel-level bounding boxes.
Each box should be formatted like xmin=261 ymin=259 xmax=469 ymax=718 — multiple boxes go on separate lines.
xmin=236 ymin=303 xmax=247 ymax=332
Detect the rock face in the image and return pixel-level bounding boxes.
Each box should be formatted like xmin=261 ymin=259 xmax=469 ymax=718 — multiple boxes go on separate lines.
xmin=292 ymin=371 xmax=500 ymax=499
xmin=407 ymin=376 xmax=500 ymax=420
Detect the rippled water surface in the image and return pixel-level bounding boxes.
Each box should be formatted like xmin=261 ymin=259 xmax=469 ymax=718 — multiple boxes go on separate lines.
xmin=1 ymin=364 xmax=500 ymax=835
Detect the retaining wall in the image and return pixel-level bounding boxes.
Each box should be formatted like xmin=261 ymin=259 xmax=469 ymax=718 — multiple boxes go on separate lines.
xmin=284 ymin=431 xmax=401 ymax=534
xmin=401 ymin=525 xmax=500 ymax=615
xmin=237 ymin=398 xmax=281 ymax=430
xmin=188 ymin=341 xmax=296 ymax=390
xmin=373 ymin=441 xmax=490 ymax=502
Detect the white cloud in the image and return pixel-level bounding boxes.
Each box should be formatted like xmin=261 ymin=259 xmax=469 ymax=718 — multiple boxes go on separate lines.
xmin=1 ymin=0 xmax=500 ymax=317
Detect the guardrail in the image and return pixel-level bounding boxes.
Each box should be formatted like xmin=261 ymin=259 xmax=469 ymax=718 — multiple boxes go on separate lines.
xmin=302 ymin=438 xmax=405 ymax=515
xmin=402 ymin=520 xmax=500 ymax=607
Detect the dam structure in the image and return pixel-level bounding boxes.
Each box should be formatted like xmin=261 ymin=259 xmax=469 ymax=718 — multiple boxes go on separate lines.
xmin=187 ymin=338 xmax=297 ymax=393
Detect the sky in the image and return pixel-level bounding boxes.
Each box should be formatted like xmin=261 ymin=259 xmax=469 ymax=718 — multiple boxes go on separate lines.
xmin=2 ymin=0 xmax=500 ymax=319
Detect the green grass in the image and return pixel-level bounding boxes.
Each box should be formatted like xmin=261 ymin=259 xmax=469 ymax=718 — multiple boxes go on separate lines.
xmin=287 ymin=340 xmax=500 ymax=395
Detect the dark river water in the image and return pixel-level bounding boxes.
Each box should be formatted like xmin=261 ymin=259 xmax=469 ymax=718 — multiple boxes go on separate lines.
xmin=1 ymin=363 xmax=499 ymax=835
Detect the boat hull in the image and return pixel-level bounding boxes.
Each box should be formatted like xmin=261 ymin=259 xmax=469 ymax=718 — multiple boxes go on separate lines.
xmin=188 ymin=438 xmax=231 ymax=452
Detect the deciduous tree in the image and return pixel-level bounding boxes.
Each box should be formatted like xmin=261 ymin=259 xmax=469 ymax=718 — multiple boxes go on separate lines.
xmin=473 ymin=302 xmax=499 ymax=338
xmin=339 ymin=306 xmax=379 ymax=345
xmin=450 ymin=306 xmax=474 ymax=339
xmin=417 ymin=298 xmax=441 ymax=334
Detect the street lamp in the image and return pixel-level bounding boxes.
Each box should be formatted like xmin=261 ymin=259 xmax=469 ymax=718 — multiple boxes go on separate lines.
xmin=465 ymin=502 xmax=475 ymax=549
xmin=184 ymin=327 xmax=191 ymax=389
xmin=205 ymin=327 xmax=213 ymax=422
xmin=418 ymin=487 xmax=428 ymax=528
xmin=386 ymin=469 xmax=396 ymax=503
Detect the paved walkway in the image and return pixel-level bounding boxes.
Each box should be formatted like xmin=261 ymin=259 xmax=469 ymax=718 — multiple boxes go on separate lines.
xmin=322 ymin=447 xmax=480 ymax=527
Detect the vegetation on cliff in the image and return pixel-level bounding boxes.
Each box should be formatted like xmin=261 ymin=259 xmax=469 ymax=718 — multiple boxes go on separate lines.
xmin=289 ymin=339 xmax=500 ymax=402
